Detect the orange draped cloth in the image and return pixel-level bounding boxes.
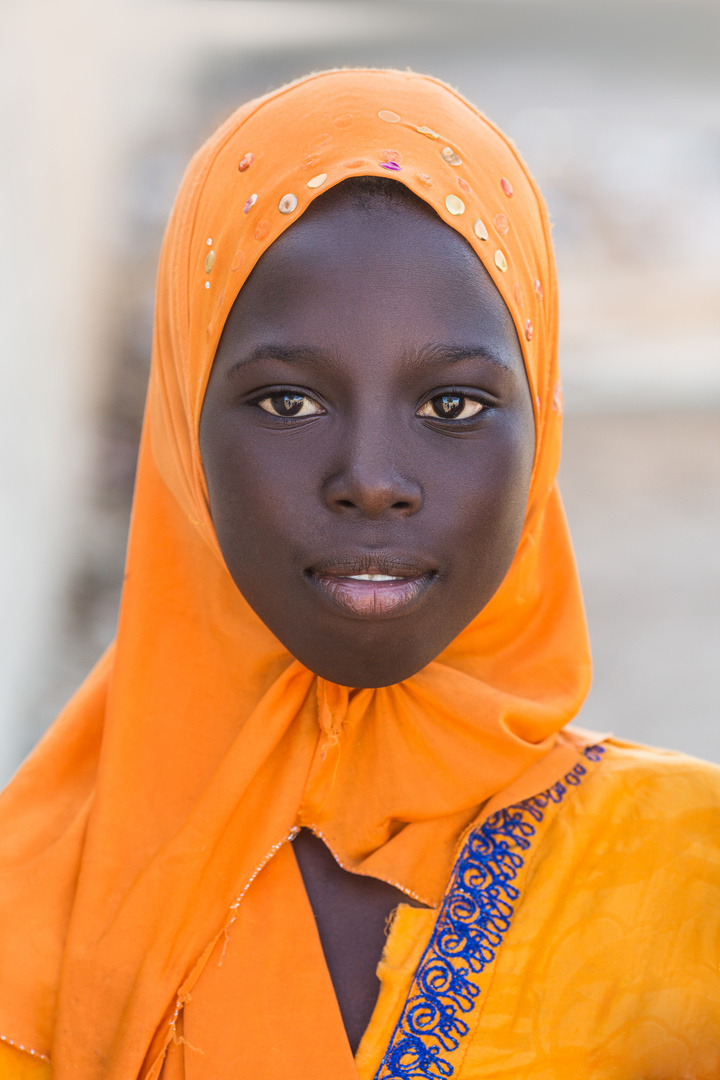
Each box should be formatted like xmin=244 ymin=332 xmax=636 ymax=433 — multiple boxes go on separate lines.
xmin=0 ymin=70 xmax=595 ymax=1078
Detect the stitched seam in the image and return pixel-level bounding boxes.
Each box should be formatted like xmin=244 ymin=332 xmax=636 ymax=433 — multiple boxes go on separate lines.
xmin=374 ymin=745 xmax=606 ymax=1080
xmin=0 ymin=1032 xmax=50 ymax=1064
xmin=306 ymin=826 xmax=433 ymax=908
xmin=453 ymin=776 xmax=557 ymax=1078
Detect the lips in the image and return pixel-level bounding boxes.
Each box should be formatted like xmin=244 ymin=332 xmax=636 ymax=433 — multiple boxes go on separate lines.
xmin=306 ymin=556 xmax=437 ymax=619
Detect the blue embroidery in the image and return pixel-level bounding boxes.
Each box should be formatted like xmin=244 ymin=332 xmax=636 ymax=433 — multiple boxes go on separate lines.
xmin=374 ymin=745 xmax=606 ymax=1080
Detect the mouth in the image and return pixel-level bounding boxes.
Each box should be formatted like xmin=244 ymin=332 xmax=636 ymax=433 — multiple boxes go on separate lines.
xmin=306 ymin=556 xmax=438 ymax=619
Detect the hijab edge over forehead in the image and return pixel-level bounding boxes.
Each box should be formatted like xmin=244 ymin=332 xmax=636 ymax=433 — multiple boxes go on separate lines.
xmin=151 ymin=67 xmax=559 ymax=541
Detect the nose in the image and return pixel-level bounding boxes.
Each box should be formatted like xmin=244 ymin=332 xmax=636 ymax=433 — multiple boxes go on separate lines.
xmin=322 ymin=438 xmax=423 ymax=520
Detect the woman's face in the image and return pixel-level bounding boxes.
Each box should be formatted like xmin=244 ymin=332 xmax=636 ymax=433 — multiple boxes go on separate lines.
xmin=200 ymin=187 xmax=535 ymax=687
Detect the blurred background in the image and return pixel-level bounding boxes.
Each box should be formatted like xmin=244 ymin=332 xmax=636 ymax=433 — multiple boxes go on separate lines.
xmin=1 ymin=0 xmax=718 ymax=784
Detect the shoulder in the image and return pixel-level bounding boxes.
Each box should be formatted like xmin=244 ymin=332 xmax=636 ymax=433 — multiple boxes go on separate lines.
xmin=521 ymin=738 xmax=720 ymax=935
xmin=561 ymin=737 xmax=720 ymax=867
xmin=588 ymin=737 xmax=720 ymax=815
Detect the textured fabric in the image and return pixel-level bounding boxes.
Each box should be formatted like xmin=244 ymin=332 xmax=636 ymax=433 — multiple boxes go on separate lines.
xmin=0 ymin=69 xmax=596 ymax=1078
xmin=3 ymin=742 xmax=719 ymax=1078
xmin=357 ymin=741 xmax=720 ymax=1080
xmin=6 ymin=740 xmax=719 ymax=1080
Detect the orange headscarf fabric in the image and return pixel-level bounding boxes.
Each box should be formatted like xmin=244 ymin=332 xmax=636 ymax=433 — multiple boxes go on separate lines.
xmin=0 ymin=70 xmax=592 ymax=1078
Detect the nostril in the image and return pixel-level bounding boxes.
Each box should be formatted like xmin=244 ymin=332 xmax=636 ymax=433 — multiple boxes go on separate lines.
xmin=324 ymin=473 xmax=422 ymax=516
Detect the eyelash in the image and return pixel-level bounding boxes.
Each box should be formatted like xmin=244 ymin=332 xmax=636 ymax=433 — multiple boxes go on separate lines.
xmin=255 ymin=391 xmax=324 ymax=418
xmin=417 ymin=391 xmax=486 ymax=422
xmin=250 ymin=388 xmax=489 ymax=422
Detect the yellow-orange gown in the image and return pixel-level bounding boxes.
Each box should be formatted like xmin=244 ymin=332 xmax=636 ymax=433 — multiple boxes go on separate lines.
xmin=3 ymin=739 xmax=719 ymax=1077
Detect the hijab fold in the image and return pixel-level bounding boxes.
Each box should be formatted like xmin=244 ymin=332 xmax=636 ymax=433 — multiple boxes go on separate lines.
xmin=0 ymin=69 xmax=592 ymax=1079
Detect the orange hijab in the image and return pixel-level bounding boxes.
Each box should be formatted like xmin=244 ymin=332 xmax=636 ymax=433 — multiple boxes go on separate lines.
xmin=0 ymin=70 xmax=592 ymax=1078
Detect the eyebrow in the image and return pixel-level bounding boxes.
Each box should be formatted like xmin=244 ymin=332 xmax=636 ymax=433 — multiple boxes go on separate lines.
xmin=404 ymin=343 xmax=514 ymax=372
xmin=226 ymin=342 xmax=513 ymax=377
xmin=227 ymin=344 xmax=335 ymax=377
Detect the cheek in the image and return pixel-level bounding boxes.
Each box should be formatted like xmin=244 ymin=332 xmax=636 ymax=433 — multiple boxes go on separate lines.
xmin=434 ymin=429 xmax=533 ymax=587
xmin=203 ymin=421 xmax=319 ymax=570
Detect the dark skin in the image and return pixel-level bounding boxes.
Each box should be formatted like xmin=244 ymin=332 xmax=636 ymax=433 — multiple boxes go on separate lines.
xmin=199 ymin=182 xmax=535 ymax=1052
xmin=292 ymin=828 xmax=428 ymax=1052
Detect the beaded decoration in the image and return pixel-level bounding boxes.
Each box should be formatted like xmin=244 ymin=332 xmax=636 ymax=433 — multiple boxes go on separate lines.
xmin=0 ymin=1033 xmax=50 ymax=1064
xmin=216 ymin=122 xmax=539 ymax=370
xmin=374 ymin=746 xmax=606 ymax=1080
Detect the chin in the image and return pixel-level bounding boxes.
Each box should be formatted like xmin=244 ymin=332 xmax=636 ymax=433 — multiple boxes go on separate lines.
xmin=299 ymin=640 xmax=441 ymax=689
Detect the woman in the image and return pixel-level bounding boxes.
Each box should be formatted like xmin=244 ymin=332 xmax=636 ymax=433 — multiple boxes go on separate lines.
xmin=0 ymin=69 xmax=718 ymax=1080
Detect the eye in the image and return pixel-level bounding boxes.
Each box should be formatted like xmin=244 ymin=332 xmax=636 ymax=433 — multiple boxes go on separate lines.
xmin=257 ymin=392 xmax=324 ymax=418
xmin=417 ymin=393 xmax=484 ymax=421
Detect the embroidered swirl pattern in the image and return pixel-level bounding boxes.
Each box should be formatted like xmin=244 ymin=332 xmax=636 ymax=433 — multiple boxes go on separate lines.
xmin=375 ymin=745 xmax=606 ymax=1080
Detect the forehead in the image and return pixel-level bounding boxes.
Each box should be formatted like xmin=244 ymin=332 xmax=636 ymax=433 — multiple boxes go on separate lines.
xmin=215 ymin=185 xmax=524 ymax=369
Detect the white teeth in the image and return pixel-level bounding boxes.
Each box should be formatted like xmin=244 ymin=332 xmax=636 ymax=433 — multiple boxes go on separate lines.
xmin=348 ymin=573 xmax=400 ymax=581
